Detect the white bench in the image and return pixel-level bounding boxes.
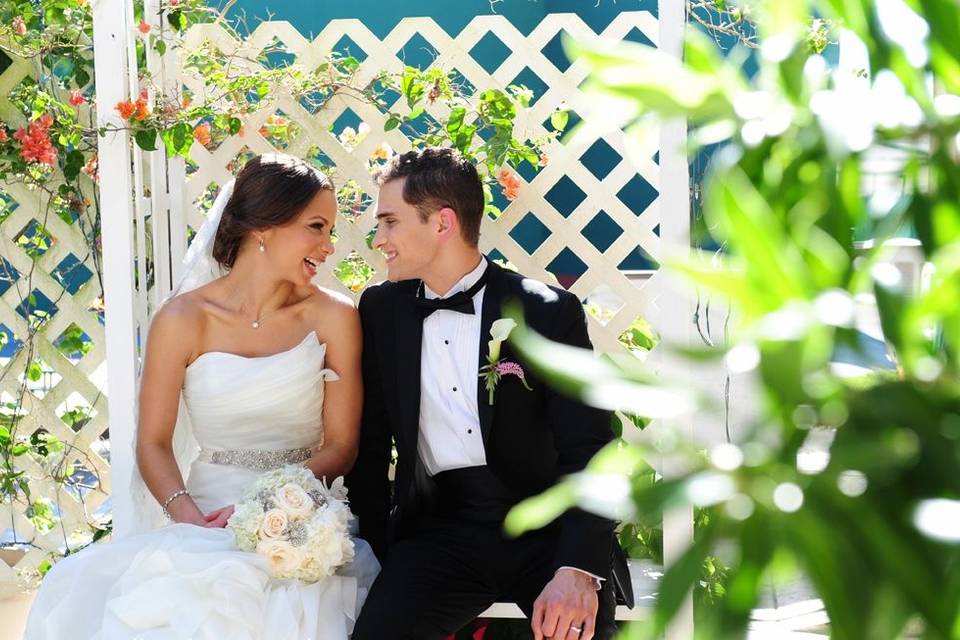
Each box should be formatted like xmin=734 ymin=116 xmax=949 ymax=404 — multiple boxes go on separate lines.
xmin=479 ymin=560 xmax=660 ymax=621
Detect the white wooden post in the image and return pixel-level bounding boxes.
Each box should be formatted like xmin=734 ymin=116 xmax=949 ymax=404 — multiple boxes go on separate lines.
xmin=658 ymin=0 xmax=696 ymax=638
xmin=92 ymin=0 xmax=140 ymax=539
xmin=145 ymin=0 xmax=187 ymax=305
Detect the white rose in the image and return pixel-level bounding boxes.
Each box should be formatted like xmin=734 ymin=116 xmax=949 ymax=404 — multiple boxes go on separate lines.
xmin=488 ymin=318 xmax=516 ymax=362
xmin=259 ymin=508 xmax=288 ymax=538
xmin=275 ymin=483 xmax=314 ymax=519
xmin=256 ymin=539 xmax=301 ymax=576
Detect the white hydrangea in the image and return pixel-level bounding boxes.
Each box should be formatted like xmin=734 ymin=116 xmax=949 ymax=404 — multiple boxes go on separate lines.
xmin=227 ymin=464 xmax=356 ymax=582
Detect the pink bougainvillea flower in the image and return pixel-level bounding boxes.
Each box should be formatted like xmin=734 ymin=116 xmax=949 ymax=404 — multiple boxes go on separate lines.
xmin=68 ymin=90 xmax=85 ymax=106
xmin=12 ymin=17 xmax=26 ymax=36
xmin=497 ymin=166 xmax=522 ymax=201
xmin=116 ymin=100 xmax=136 ymax=119
xmin=193 ymin=123 xmax=212 ymax=146
xmin=138 ymin=20 xmax=151 ymax=35
xmin=14 ymin=116 xmax=57 ymax=166
xmin=134 ymin=97 xmax=150 ymax=121
xmin=82 ymin=154 xmax=98 ymax=182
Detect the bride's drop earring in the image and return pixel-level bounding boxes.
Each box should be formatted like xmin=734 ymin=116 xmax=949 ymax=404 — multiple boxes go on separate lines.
xmin=258 ymin=237 xmax=265 ymax=253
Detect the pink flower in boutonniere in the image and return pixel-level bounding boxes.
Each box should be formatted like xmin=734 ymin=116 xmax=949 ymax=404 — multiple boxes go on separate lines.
xmin=495 ymin=361 xmax=525 ymax=379
xmin=479 ymin=319 xmax=533 ymax=405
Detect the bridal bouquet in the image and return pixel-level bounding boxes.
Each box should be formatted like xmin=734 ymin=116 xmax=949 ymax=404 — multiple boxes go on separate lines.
xmin=227 ymin=465 xmax=355 ymax=582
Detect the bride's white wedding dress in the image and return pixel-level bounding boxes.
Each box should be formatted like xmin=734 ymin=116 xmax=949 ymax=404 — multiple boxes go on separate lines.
xmin=24 ymin=332 xmax=379 ymax=640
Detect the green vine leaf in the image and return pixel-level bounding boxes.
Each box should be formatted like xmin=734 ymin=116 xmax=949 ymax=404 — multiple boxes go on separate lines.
xmin=63 ymin=149 xmax=84 ymax=181
xmin=446 ymin=106 xmax=466 ymax=135
xmin=167 ymin=9 xmax=187 ymax=32
xmin=408 ymin=105 xmax=425 ymax=121
xmin=37 ymin=560 xmax=52 ymax=578
xmin=161 ymin=122 xmax=193 ymax=157
xmin=453 ymin=124 xmax=476 ymax=154
xmin=26 ymin=361 xmax=43 ymax=382
xmin=550 ymin=109 xmax=569 ymax=132
xmin=135 ymin=128 xmax=158 ymax=151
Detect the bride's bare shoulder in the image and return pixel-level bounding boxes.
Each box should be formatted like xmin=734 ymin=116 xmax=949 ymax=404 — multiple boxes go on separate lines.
xmin=156 ymin=278 xmax=231 ymax=324
xmin=301 ymin=285 xmax=355 ymax=314
xmin=157 ymin=289 xmax=210 ymax=323
xmin=147 ymin=291 xmax=208 ymax=357
xmin=300 ymin=285 xmax=359 ymax=334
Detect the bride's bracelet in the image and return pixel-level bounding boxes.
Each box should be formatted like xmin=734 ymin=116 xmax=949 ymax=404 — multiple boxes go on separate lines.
xmin=161 ymin=488 xmax=191 ymax=519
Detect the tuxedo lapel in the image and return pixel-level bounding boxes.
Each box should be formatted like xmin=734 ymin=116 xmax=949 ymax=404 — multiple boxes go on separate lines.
xmin=395 ymin=287 xmax=424 ymax=452
xmin=477 ymin=260 xmax=506 ymax=446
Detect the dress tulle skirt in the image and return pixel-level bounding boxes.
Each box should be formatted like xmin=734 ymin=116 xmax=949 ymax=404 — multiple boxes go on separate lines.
xmin=24 ymin=523 xmax=380 ymax=640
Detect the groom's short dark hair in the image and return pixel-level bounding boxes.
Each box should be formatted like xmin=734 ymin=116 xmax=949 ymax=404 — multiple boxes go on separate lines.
xmin=375 ymin=147 xmax=484 ymax=247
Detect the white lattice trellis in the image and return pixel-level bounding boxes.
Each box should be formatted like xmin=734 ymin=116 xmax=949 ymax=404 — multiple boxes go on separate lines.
xmin=167 ymin=12 xmax=664 ymax=353
xmin=0 ymin=48 xmax=110 ymax=596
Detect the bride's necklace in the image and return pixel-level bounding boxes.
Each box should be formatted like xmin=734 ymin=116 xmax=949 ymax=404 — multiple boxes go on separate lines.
xmin=227 ymin=286 xmax=282 ymax=329
xmin=246 ymin=304 xmax=281 ymax=329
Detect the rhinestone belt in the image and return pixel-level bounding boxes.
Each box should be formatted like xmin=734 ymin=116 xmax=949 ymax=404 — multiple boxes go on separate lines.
xmin=197 ymin=447 xmax=312 ymax=471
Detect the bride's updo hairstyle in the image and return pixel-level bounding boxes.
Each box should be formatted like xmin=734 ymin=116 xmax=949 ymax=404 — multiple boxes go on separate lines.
xmin=212 ymin=153 xmax=334 ymax=268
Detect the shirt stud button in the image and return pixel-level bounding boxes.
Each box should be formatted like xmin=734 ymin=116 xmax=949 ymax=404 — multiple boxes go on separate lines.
xmin=467 ymin=429 xmax=473 ymax=434
xmin=452 ymin=387 xmax=458 ymax=392
xmin=444 ymin=339 xmax=449 ymax=345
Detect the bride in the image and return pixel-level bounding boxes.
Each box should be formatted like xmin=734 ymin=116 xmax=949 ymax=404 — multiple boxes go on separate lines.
xmin=24 ymin=153 xmax=379 ymax=639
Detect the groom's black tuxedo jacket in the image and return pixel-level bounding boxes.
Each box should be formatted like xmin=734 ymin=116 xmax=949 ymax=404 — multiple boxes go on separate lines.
xmin=347 ymin=259 xmax=630 ymax=596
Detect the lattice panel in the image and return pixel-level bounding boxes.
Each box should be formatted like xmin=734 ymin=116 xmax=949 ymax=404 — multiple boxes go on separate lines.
xmin=0 ymin=9 xmax=668 ymax=596
xmin=172 ymin=13 xmax=664 ymax=356
xmin=0 ymin=49 xmax=109 ymax=596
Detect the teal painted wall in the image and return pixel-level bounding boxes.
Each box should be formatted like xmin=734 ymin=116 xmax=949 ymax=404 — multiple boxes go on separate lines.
xmin=219 ymin=0 xmax=657 ymax=38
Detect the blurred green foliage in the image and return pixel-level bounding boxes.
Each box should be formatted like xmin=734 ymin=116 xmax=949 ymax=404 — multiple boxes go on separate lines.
xmin=507 ymin=1 xmax=960 ymax=637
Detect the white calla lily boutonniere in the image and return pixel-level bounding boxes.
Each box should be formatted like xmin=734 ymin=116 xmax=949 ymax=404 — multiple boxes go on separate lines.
xmin=479 ymin=318 xmax=532 ymax=405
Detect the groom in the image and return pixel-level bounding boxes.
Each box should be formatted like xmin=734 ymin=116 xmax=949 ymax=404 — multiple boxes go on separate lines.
xmin=348 ymin=148 xmax=629 ymax=640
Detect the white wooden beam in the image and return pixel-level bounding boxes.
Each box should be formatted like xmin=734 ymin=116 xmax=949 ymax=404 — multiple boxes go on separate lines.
xmin=658 ymin=0 xmax=696 ymax=638
xmin=145 ymin=0 xmax=187 ymax=306
xmin=92 ymin=0 xmax=139 ymax=539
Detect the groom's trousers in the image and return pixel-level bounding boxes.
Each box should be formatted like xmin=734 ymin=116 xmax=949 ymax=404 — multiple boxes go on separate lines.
xmin=351 ymin=467 xmax=617 ymax=640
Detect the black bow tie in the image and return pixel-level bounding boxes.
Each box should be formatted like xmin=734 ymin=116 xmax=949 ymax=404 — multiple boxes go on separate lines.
xmin=415 ymin=267 xmax=489 ymax=318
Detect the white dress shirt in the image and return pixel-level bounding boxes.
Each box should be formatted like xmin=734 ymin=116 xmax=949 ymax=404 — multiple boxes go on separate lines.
xmin=417 ymin=258 xmax=488 ymax=476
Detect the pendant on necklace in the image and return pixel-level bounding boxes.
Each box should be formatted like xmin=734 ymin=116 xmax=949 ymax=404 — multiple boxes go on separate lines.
xmin=251 ymin=321 xmax=260 ymax=329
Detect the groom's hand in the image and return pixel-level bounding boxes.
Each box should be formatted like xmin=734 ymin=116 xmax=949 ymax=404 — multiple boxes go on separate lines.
xmin=531 ymin=568 xmax=598 ymax=640
xmin=203 ymin=504 xmax=235 ymax=528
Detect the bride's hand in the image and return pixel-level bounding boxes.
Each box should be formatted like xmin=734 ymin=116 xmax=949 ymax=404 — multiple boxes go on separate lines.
xmin=203 ymin=505 xmax=235 ymax=528
xmin=163 ymin=495 xmax=209 ymax=527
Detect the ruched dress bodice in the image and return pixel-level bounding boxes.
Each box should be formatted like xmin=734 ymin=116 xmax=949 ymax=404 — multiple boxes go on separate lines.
xmin=182 ymin=332 xmax=336 ymax=512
